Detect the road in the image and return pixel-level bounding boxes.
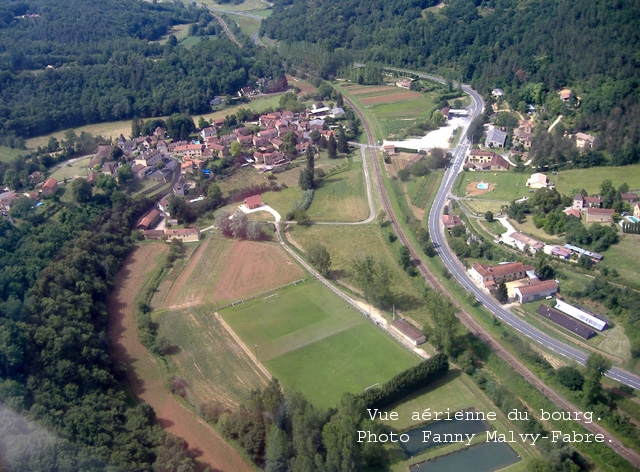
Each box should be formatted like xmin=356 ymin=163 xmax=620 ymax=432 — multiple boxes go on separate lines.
xmin=426 ymin=85 xmax=640 ymax=392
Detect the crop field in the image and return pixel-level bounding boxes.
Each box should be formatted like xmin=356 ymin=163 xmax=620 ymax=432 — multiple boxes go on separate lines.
xmin=407 ymin=173 xmax=441 ymax=209
xmin=156 ymin=303 xmax=268 ymax=406
xmin=287 ymin=75 xmax=317 ymax=95
xmin=221 ymin=280 xmax=419 ymax=408
xmin=307 ymin=160 xmax=368 ymax=221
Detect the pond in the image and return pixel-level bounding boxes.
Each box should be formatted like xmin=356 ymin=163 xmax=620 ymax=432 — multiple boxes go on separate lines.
xmin=409 ymin=441 xmax=520 ymax=472
xmin=400 ymin=416 xmax=490 ymax=456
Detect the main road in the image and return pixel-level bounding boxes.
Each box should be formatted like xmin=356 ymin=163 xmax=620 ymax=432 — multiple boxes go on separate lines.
xmin=427 ymin=85 xmax=640 ymax=390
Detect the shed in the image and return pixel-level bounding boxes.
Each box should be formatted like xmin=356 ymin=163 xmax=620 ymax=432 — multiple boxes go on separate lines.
xmin=390 ymin=319 xmax=426 ymax=345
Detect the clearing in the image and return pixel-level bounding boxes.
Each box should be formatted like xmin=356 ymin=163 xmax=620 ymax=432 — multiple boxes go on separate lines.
xmin=107 ymin=243 xmax=253 ymax=472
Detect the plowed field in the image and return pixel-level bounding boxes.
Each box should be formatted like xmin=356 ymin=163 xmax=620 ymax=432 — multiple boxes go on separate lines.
xmin=108 ymin=244 xmax=252 ymax=472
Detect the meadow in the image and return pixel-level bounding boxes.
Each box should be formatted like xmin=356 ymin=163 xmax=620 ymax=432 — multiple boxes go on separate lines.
xmin=222 ymin=280 xmax=419 ymax=408
xmin=0 ymin=146 xmax=24 ymax=163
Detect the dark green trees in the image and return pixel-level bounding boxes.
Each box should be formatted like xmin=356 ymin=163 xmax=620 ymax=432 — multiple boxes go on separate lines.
xmin=299 ymin=145 xmax=315 ymax=190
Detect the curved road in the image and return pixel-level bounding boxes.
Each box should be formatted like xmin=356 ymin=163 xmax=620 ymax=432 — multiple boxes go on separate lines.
xmin=427 ymin=86 xmax=640 ymax=391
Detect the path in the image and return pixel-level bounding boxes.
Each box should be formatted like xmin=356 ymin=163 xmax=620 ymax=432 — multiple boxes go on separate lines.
xmin=108 ymin=245 xmax=253 ymax=472
xmin=210 ymin=13 xmax=243 ymax=48
xmin=548 ymin=114 xmax=563 ymax=132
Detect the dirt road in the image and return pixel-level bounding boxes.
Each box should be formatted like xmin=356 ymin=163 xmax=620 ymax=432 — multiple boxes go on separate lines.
xmin=107 ymin=244 xmax=253 ymax=472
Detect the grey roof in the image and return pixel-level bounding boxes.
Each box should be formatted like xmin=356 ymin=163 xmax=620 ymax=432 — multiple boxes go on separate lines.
xmin=486 ymin=128 xmax=507 ymax=145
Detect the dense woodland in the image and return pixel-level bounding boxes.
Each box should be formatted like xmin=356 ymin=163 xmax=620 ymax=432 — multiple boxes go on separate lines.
xmin=263 ymin=0 xmax=640 ymax=165
xmin=0 ymin=0 xmax=284 ymax=140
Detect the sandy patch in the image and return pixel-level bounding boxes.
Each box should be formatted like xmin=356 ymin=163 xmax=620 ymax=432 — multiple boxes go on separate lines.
xmin=212 ymin=240 xmax=305 ymax=302
xmin=465 ymin=181 xmax=496 ymax=197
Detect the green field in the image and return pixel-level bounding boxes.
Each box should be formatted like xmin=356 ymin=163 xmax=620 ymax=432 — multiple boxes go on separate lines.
xmin=553 ymin=165 xmax=640 ymax=195
xmin=222 ymin=280 xmax=419 ymax=408
xmin=454 ymin=171 xmax=530 ymax=201
xmin=597 ymin=232 xmax=640 ymax=290
xmin=307 ymin=157 xmax=368 ymax=221
xmin=0 ymin=146 xmax=24 ymax=163
xmin=50 ymin=156 xmax=92 ymax=180
xmin=406 ymin=173 xmax=441 ymax=210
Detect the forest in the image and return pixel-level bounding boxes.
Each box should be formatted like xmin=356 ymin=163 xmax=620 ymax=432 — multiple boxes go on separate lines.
xmin=263 ymin=0 xmax=640 ymax=165
xmin=0 ymin=0 xmax=285 ymax=140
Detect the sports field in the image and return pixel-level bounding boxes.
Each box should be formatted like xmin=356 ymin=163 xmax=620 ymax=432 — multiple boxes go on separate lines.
xmin=221 ymin=280 xmax=419 ymax=408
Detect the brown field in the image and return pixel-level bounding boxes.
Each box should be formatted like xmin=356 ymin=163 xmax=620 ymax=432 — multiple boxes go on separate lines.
xmin=385 ymin=152 xmax=420 ymax=177
xmin=287 ymin=75 xmax=317 ymax=95
xmin=108 ymin=243 xmax=253 ymax=472
xmin=466 ymin=181 xmax=496 ymax=196
xmin=350 ymin=86 xmax=400 ymax=95
xmin=212 ymin=240 xmax=305 ymax=303
xmin=360 ymin=91 xmax=422 ymax=105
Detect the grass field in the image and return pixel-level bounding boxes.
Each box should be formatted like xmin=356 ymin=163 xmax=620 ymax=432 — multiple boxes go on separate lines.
xmin=288 ymin=224 xmax=431 ymax=326
xmin=222 ymin=280 xmax=419 ymax=408
xmin=553 ymin=165 xmax=640 ymax=196
xmin=0 ymin=146 xmax=24 ymax=163
xmin=153 ymin=23 xmax=192 ymax=44
xmin=598 ymin=233 xmax=640 ymax=289
xmin=156 ymin=303 xmax=268 ymax=406
xmin=453 ymin=171 xmax=530 ymax=201
xmin=307 ymin=158 xmax=368 ymax=221
xmin=49 ymin=156 xmax=92 ymax=180
xmin=406 ymin=173 xmax=441 ymax=210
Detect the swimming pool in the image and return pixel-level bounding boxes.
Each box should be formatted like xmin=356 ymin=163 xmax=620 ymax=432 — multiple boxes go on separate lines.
xmin=477 ymin=182 xmax=489 ymax=190
xmin=627 ymin=216 xmax=639 ymax=223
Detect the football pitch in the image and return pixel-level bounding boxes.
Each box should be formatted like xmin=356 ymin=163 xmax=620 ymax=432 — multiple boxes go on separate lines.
xmin=221 ymin=280 xmax=419 ymax=408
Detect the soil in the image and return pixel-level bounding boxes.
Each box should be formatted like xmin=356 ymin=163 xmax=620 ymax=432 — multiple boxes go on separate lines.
xmin=212 ymin=240 xmax=305 ymax=302
xmin=108 ymin=244 xmax=253 ymax=472
xmin=465 ymin=181 xmax=496 ymax=197
xmin=360 ymin=91 xmax=422 ymax=105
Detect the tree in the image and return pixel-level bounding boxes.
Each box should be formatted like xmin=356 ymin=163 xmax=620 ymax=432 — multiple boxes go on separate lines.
xmin=299 ymin=145 xmax=315 ymax=190
xmin=131 ymin=116 xmax=143 ymax=139
xmin=327 ymin=135 xmax=338 ymax=159
xmin=230 ymin=140 xmax=243 ymax=157
xmin=398 ymin=245 xmax=413 ymax=274
xmin=231 ymin=209 xmax=248 ymax=239
xmin=556 ymin=366 xmax=585 ymax=391
xmin=215 ymin=209 xmax=233 ymax=236
xmin=3 ymin=168 xmax=19 ymax=190
xmin=198 ymin=116 xmax=209 ymax=129
xmin=337 ymin=127 xmax=348 ymax=154
xmin=495 ymin=281 xmax=508 ymax=304
xmin=307 ymin=243 xmax=331 ymax=277
xmin=97 ymin=174 xmax=118 ymax=194
xmin=71 ymin=178 xmax=93 ymax=203
xmin=485 ymin=210 xmax=494 ymax=222
xmin=247 ymin=222 xmax=264 ymax=241
xmin=534 ymin=251 xmax=555 ymax=279
xmin=117 ymin=164 xmax=133 ymax=184
xmin=9 ymin=197 xmax=33 ymax=219
xmin=166 ymin=114 xmax=195 ymax=141
xmin=583 ymin=353 xmax=612 ymax=405
xmin=351 ymin=255 xmax=392 ymax=307
xmin=377 ymin=210 xmax=387 ymax=226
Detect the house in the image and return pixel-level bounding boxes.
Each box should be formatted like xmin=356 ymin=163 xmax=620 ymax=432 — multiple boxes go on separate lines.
xmin=208 ymin=143 xmax=230 ymax=158
xmin=244 ymin=195 xmax=263 ymax=209
xmin=634 ymin=203 xmax=640 ymax=219
xmin=29 ymin=171 xmax=44 ymax=185
xmin=559 ymin=89 xmax=572 ymax=102
xmin=238 ymin=86 xmax=254 ymax=97
xmin=575 ymin=132 xmax=596 ymax=149
xmin=163 ymin=228 xmax=201 ymax=242
xmin=237 ymin=134 xmax=254 ymax=147
xmin=470 ymin=262 xmax=531 ymax=291
xmin=465 ymin=151 xmax=510 ymax=171
xmin=442 ymin=214 xmax=462 ymax=229
xmin=564 ymin=208 xmax=582 ymax=219
xmin=201 ymin=127 xmax=217 ymax=139
xmin=550 ymin=246 xmax=572 ymax=260
xmin=158 ymin=197 xmax=170 ymax=214
xmin=0 ymin=190 xmax=19 ymax=212
xmin=513 ymin=280 xmax=558 ymax=303
xmin=135 ymin=149 xmax=165 ymax=167
xmin=132 ymin=163 xmax=149 ymax=180
xmin=396 ymin=79 xmax=412 ymax=89
xmin=535 ymin=305 xmax=595 ymax=340
xmin=383 ymin=145 xmax=396 ymax=155
xmin=390 ymin=319 xmax=426 ymax=345
xmin=210 ymin=97 xmax=222 ymax=106
xmin=213 ymin=118 xmax=225 ymax=128
xmin=501 ymin=232 xmax=544 ymax=253
xmin=585 ymin=207 xmax=615 ymax=223
xmin=41 ymin=178 xmax=58 ymax=196
xmin=492 ymin=88 xmax=504 ymax=98
xmin=331 ymin=107 xmax=346 ymax=118
xmin=87 ymin=171 xmax=98 ymax=186
xmin=173 ymin=144 xmax=203 ymax=159
xmin=485 ymin=128 xmax=507 ymax=148
xmin=573 ymin=194 xmax=602 ymax=211
xmin=136 ymin=209 xmax=161 ymax=230
xmin=525 ymin=173 xmax=550 ymax=189
xmin=154 ymin=127 xmax=166 ymax=140
xmin=621 ymin=193 xmax=638 ymax=204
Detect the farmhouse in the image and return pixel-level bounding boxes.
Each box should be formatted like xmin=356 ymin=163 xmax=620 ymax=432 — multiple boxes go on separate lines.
xmin=41 ymin=178 xmax=58 ymax=196
xmin=513 ymin=279 xmax=558 ymax=303
xmin=390 ymin=319 xmax=426 ymax=345
xmin=573 ymin=194 xmax=602 ymax=211
xmin=470 ymin=262 xmax=532 ymax=291
xmin=585 ymin=207 xmax=615 ymax=223
xmin=502 ymin=231 xmax=544 ymax=253
xmin=465 ymin=151 xmax=510 ymax=171
xmin=575 ymin=132 xmax=596 ymax=149
xmin=621 ymin=193 xmax=638 ymax=203
xmin=442 ymin=214 xmax=462 ymax=229
xmin=535 ymin=305 xmax=596 ymax=340
xmin=245 ymin=195 xmax=263 ymax=209
xmin=485 ymin=128 xmax=507 ymax=148
xmin=164 ymin=228 xmax=201 ymax=242
xmin=525 ymin=173 xmax=550 ymax=189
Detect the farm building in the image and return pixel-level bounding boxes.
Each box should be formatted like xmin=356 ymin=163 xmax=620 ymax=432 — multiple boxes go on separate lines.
xmin=502 ymin=231 xmax=544 ymax=253
xmin=513 ymin=279 xmax=558 ymax=303
xmin=464 ymin=151 xmax=510 ymax=171
xmin=245 ymin=195 xmax=263 ymax=209
xmin=535 ymin=305 xmax=596 ymax=340
xmin=164 ymin=228 xmax=201 ymax=242
xmin=136 ymin=209 xmax=161 ymax=230
xmin=585 ymin=208 xmax=615 ymax=223
xmin=470 ymin=262 xmax=532 ymax=291
xmin=550 ymin=246 xmax=572 ymax=260
xmin=390 ymin=319 xmax=426 ymax=345
xmin=555 ymin=299 xmax=607 ymax=331
xmin=573 ymin=194 xmax=602 ymax=211
xmin=564 ymin=244 xmax=603 ymax=262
